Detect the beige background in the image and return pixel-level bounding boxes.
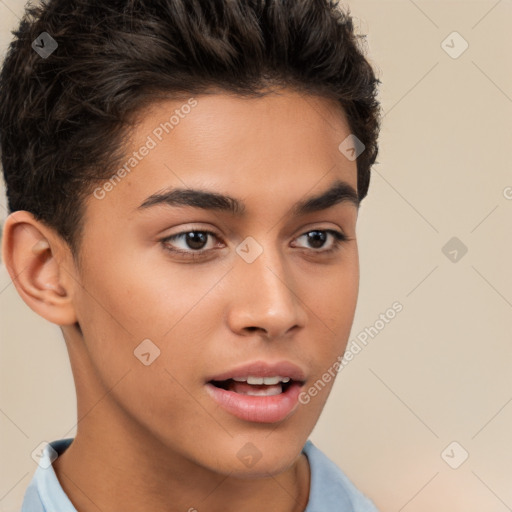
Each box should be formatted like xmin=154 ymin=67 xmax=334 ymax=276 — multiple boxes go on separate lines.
xmin=1 ymin=1 xmax=511 ymax=511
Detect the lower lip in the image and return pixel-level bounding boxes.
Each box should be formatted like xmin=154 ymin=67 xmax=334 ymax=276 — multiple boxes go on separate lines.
xmin=205 ymin=381 xmax=303 ymax=423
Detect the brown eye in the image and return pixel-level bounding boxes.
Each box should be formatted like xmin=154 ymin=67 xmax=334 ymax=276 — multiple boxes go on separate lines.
xmin=293 ymin=229 xmax=348 ymax=253
xmin=161 ymin=230 xmax=221 ymax=259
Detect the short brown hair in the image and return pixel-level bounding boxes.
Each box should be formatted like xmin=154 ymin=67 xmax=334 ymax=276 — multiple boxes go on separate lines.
xmin=0 ymin=0 xmax=381 ymax=257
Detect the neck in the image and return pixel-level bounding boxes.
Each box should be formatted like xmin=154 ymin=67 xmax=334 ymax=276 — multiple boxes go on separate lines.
xmin=53 ymin=420 xmax=310 ymax=512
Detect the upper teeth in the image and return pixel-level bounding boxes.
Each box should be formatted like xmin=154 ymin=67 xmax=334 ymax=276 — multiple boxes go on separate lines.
xmin=232 ymin=376 xmax=291 ymax=385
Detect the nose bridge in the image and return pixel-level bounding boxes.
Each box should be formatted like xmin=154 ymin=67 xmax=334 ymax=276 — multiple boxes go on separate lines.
xmin=250 ymin=247 xmax=293 ymax=305
xmin=228 ymin=234 xmax=307 ymax=336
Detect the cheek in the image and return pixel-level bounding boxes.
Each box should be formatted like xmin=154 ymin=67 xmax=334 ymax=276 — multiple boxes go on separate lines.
xmin=71 ymin=266 xmax=208 ymax=425
xmin=299 ymin=255 xmax=359 ymax=379
xmin=73 ymin=248 xmax=226 ymax=379
xmin=304 ymin=254 xmax=359 ymax=332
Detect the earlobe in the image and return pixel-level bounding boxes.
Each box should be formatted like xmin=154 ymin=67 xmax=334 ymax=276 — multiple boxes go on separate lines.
xmin=1 ymin=211 xmax=78 ymax=326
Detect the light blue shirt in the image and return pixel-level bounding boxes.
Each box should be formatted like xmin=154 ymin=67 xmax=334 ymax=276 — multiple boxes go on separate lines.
xmin=21 ymin=438 xmax=380 ymax=511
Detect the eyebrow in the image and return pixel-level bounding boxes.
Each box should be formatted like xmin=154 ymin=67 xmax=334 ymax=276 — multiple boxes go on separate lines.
xmin=137 ymin=179 xmax=359 ymax=216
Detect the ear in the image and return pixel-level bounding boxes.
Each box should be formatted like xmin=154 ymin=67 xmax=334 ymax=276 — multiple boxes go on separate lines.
xmin=1 ymin=211 xmax=78 ymax=326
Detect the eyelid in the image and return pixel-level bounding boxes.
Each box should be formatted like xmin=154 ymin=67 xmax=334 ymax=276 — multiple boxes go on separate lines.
xmin=291 ymin=229 xmax=348 ymax=249
xmin=160 ymin=225 xmax=349 ymax=260
xmin=161 ymin=228 xmax=222 ymax=251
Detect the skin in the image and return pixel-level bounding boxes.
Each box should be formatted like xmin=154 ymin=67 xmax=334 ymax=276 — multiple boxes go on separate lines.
xmin=2 ymin=88 xmax=360 ymax=512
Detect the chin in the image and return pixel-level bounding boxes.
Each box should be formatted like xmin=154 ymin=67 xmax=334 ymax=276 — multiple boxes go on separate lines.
xmin=202 ymin=432 xmax=306 ymax=479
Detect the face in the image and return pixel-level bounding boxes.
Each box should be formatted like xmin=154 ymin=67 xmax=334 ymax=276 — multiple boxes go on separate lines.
xmin=68 ymin=88 xmax=360 ymax=477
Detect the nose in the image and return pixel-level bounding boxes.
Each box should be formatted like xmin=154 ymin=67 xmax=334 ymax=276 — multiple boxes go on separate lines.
xmin=226 ymin=241 xmax=308 ymax=340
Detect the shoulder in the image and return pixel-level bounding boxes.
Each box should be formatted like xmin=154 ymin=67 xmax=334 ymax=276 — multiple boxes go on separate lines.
xmin=303 ymin=440 xmax=380 ymax=512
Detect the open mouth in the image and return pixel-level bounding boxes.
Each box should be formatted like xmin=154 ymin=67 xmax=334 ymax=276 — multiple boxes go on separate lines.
xmin=209 ymin=376 xmax=297 ymax=397
xmin=205 ymin=361 xmax=307 ymax=422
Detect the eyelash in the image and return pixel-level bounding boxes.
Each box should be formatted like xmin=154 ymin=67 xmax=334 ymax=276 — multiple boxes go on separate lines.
xmin=160 ymin=228 xmax=349 ymax=261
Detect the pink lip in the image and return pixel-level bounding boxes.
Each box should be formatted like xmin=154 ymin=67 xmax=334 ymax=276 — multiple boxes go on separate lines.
xmin=205 ymin=360 xmax=307 ymax=423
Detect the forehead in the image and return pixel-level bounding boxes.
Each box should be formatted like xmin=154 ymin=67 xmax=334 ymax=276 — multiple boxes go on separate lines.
xmin=84 ymin=89 xmax=358 ymax=223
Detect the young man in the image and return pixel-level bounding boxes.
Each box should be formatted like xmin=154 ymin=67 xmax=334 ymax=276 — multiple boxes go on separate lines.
xmin=1 ymin=0 xmax=381 ymax=510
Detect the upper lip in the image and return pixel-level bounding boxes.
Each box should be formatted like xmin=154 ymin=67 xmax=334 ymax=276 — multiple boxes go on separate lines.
xmin=207 ymin=360 xmax=307 ymax=383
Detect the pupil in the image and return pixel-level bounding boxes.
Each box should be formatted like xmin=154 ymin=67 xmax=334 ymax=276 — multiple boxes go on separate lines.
xmin=187 ymin=232 xmax=207 ymax=250
xmin=308 ymin=231 xmax=326 ymax=249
